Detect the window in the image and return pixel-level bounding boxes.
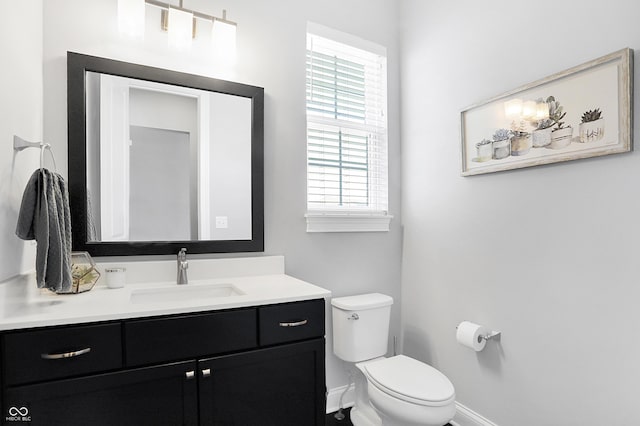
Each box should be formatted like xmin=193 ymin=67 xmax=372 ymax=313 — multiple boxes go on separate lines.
xmin=305 ymin=23 xmax=391 ymax=232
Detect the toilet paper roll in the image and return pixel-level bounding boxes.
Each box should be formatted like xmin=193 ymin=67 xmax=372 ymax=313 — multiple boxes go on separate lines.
xmin=456 ymin=321 xmax=487 ymax=351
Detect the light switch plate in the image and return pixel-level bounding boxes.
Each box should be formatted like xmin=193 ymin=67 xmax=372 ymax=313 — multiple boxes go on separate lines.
xmin=215 ymin=216 xmax=228 ymax=229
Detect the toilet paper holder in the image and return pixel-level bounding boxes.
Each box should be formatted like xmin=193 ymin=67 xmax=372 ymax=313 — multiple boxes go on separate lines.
xmin=455 ymin=323 xmax=501 ymax=341
xmin=479 ymin=330 xmax=501 ymax=342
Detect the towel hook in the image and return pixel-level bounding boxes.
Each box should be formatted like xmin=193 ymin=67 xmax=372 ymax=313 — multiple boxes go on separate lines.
xmin=13 ymin=135 xmax=57 ymax=172
xmin=39 ymin=144 xmax=57 ymax=172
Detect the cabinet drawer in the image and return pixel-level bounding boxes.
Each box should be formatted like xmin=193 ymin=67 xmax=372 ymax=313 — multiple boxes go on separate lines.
xmin=259 ymin=299 xmax=325 ymax=346
xmin=3 ymin=323 xmax=122 ymax=386
xmin=125 ymin=308 xmax=257 ymax=367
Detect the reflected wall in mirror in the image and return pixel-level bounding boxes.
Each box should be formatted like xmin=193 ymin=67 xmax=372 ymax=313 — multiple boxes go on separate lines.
xmin=68 ymin=52 xmax=264 ymax=256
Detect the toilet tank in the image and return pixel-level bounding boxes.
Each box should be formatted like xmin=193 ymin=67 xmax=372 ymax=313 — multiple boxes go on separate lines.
xmin=331 ymin=293 xmax=393 ymax=362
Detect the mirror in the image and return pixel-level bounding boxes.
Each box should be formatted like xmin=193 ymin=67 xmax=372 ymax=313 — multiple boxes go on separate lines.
xmin=68 ymin=52 xmax=264 ymax=256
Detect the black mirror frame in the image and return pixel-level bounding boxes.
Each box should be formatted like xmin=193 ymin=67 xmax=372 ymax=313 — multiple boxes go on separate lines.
xmin=67 ymin=52 xmax=264 ymax=256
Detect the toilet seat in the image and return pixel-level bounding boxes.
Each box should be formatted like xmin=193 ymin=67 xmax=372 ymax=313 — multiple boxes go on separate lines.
xmin=362 ymin=355 xmax=455 ymax=407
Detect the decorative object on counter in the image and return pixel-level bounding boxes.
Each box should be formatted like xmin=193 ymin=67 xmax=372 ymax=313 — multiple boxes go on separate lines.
xmin=105 ymin=267 xmax=126 ymax=289
xmin=510 ymin=131 xmax=532 ymax=156
xmin=63 ymin=252 xmax=100 ymax=294
xmin=579 ymin=108 xmax=605 ymax=143
xmin=474 ymin=139 xmax=493 ymax=162
xmin=460 ymin=48 xmax=633 ymax=176
xmin=14 ymin=136 xmax=73 ymax=293
xmin=492 ymin=128 xmax=513 ymax=160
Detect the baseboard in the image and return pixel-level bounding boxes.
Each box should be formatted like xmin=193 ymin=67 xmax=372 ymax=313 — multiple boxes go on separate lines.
xmin=326 ymin=387 xmax=498 ymax=426
xmin=451 ymin=402 xmax=500 ymax=426
xmin=326 ymin=384 xmax=355 ymax=413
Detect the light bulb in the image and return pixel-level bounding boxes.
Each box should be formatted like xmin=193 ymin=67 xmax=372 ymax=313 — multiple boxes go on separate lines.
xmin=168 ymin=7 xmax=193 ymax=50
xmin=212 ymin=19 xmax=237 ymax=65
xmin=118 ymin=0 xmax=145 ymax=39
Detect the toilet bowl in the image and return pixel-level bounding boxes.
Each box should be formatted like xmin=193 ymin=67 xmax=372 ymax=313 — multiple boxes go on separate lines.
xmin=331 ymin=294 xmax=456 ymax=426
xmin=358 ymin=355 xmax=455 ymax=426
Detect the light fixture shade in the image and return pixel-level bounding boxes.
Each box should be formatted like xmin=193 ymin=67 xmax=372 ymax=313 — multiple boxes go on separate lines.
xmin=212 ymin=19 xmax=237 ymax=64
xmin=168 ymin=8 xmax=193 ymax=49
xmin=118 ymin=0 xmax=145 ymax=39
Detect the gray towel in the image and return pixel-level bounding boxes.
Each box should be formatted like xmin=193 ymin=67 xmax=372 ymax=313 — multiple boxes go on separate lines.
xmin=16 ymin=169 xmax=73 ymax=293
xmin=86 ymin=189 xmax=97 ymax=241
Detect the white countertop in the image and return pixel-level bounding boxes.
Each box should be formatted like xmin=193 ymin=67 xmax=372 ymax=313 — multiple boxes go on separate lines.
xmin=0 ymin=256 xmax=331 ymax=331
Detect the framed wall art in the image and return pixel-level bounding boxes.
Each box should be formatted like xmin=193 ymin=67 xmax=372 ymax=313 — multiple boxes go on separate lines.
xmin=460 ymin=48 xmax=633 ymax=176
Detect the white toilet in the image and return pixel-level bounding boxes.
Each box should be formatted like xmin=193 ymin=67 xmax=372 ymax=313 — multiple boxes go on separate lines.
xmin=332 ymin=293 xmax=455 ymax=426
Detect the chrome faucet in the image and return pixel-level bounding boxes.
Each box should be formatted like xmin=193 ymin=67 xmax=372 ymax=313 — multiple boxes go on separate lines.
xmin=177 ymin=248 xmax=188 ymax=285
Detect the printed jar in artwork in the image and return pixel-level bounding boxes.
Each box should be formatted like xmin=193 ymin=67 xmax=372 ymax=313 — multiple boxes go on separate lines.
xmin=579 ymin=118 xmax=605 ymax=143
xmin=511 ymin=133 xmax=532 ymax=156
xmin=492 ymin=139 xmax=511 ymax=159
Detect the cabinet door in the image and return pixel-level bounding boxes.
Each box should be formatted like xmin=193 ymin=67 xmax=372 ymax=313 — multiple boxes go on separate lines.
xmin=198 ymin=338 xmax=325 ymax=426
xmin=4 ymin=361 xmax=198 ymax=426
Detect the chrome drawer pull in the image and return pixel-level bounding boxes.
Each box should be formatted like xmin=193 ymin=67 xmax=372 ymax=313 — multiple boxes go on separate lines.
xmin=185 ymin=371 xmax=195 ymax=380
xmin=41 ymin=347 xmax=91 ymax=360
xmin=202 ymin=368 xmax=211 ymax=377
xmin=279 ymin=319 xmax=308 ymax=327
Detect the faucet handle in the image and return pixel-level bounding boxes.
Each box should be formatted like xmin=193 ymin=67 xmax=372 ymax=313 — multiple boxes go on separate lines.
xmin=177 ymin=248 xmax=189 ymax=285
xmin=178 ymin=248 xmax=187 ymax=260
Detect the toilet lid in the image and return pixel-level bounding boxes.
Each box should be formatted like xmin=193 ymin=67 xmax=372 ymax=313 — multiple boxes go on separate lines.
xmin=363 ymin=355 xmax=455 ymax=406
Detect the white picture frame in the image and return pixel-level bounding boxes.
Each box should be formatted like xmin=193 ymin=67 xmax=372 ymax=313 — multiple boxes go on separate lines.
xmin=461 ymin=48 xmax=633 ymax=176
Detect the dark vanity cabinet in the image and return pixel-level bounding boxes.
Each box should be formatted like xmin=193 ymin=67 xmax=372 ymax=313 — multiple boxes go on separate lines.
xmin=199 ymin=339 xmax=325 ymax=425
xmin=4 ymin=361 xmax=199 ymax=425
xmin=0 ymin=299 xmax=326 ymax=426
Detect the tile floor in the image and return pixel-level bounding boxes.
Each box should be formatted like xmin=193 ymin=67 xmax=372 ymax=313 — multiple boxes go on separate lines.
xmin=325 ymin=408 xmax=352 ymax=426
xmin=325 ymin=408 xmax=452 ymax=426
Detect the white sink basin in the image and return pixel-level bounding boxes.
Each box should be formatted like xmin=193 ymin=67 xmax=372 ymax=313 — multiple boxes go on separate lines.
xmin=130 ymin=283 xmax=244 ymax=304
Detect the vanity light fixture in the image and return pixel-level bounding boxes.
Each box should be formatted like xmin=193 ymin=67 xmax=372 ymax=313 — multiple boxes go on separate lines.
xmin=119 ymin=0 xmax=238 ymax=55
xmin=118 ymin=0 xmax=146 ymax=39
xmin=167 ymin=6 xmax=194 ymax=49
xmin=212 ymin=10 xmax=237 ymax=64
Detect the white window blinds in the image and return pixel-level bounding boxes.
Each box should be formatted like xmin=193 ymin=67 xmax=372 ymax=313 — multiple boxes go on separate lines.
xmin=306 ymin=27 xmax=388 ymax=215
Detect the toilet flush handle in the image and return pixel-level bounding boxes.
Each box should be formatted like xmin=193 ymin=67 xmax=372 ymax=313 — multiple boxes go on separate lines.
xmin=348 ymin=313 xmax=359 ymax=320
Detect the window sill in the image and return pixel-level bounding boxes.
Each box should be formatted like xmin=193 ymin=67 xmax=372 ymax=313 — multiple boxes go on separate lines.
xmin=305 ymin=212 xmax=393 ymax=233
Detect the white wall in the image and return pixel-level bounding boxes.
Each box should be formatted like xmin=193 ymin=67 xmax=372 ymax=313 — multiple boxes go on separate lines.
xmin=399 ymin=1 xmax=640 ymax=425
xmin=208 ymin=93 xmax=252 ymax=241
xmin=0 ymin=2 xmax=43 ymax=282
xmin=129 ymin=126 xmax=191 ymax=240
xmin=39 ymin=0 xmax=402 ymax=396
